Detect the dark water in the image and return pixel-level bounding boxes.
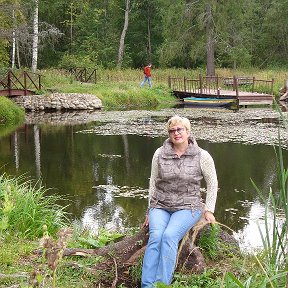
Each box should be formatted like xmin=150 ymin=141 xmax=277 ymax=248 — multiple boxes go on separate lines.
xmin=0 ymin=122 xmax=287 ymax=250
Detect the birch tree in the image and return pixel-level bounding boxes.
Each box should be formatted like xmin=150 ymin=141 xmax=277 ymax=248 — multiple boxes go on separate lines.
xmin=117 ymin=0 xmax=130 ymax=68
xmin=11 ymin=7 xmax=16 ymax=68
xmin=31 ymin=0 xmax=38 ymax=73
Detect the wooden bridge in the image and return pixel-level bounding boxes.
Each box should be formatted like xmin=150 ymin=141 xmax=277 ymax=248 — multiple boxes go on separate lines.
xmin=0 ymin=70 xmax=42 ymax=97
xmin=168 ymin=75 xmax=275 ymax=107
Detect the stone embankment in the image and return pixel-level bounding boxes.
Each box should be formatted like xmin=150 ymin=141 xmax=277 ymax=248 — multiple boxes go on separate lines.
xmin=12 ymin=93 xmax=103 ymax=111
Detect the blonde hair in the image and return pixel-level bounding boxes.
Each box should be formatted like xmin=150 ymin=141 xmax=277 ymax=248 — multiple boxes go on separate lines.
xmin=167 ymin=115 xmax=191 ymax=132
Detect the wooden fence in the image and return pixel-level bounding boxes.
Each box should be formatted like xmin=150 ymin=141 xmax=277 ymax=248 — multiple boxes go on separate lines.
xmin=68 ymin=67 xmax=97 ymax=83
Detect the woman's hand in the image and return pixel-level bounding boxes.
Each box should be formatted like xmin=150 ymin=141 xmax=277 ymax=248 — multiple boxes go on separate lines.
xmin=142 ymin=214 xmax=149 ymax=227
xmin=204 ymin=211 xmax=216 ymax=223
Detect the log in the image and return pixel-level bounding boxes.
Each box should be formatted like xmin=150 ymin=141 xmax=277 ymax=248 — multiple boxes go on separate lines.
xmin=61 ymin=219 xmax=239 ymax=287
xmin=63 ymin=225 xmax=149 ymax=262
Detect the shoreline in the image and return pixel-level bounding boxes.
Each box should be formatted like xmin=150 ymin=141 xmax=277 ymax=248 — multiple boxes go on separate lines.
xmin=24 ymin=107 xmax=288 ymax=149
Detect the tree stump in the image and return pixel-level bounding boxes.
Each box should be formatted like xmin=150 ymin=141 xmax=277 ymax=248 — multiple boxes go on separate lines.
xmin=61 ymin=218 xmax=239 ymax=287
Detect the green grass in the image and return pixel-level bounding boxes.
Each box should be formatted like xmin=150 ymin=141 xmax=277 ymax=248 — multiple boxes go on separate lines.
xmin=0 ymin=174 xmax=69 ymax=239
xmin=0 ymin=96 xmax=24 ymax=125
xmin=40 ymin=68 xmax=287 ymax=107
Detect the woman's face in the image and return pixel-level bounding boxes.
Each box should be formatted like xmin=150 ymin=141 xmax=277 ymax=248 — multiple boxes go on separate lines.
xmin=168 ymin=124 xmax=190 ymax=145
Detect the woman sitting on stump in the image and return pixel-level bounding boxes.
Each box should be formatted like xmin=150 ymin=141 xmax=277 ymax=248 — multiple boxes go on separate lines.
xmin=141 ymin=115 xmax=218 ymax=287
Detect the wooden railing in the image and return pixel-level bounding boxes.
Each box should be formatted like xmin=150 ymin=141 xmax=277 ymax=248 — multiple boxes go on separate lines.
xmin=68 ymin=67 xmax=97 ymax=83
xmin=0 ymin=70 xmax=42 ymax=96
xmin=168 ymin=75 xmax=274 ymax=96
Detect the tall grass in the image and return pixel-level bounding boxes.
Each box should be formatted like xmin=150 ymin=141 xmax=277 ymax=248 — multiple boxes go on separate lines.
xmin=0 ymin=174 xmax=69 ymax=239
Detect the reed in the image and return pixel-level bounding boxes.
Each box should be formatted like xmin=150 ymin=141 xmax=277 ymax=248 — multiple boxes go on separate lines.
xmin=0 ymin=174 xmax=69 ymax=239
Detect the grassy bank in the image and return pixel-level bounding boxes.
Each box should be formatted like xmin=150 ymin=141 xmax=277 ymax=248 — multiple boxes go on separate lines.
xmin=41 ymin=69 xmax=176 ymax=110
xmin=0 ymin=97 xmax=25 ymax=136
xmin=40 ymin=67 xmax=287 ymax=109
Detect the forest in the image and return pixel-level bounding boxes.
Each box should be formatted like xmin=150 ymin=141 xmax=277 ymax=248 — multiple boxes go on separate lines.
xmin=1 ymin=0 xmax=288 ymax=74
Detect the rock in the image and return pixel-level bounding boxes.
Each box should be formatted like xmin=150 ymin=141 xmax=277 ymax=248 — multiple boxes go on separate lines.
xmin=12 ymin=93 xmax=103 ymax=111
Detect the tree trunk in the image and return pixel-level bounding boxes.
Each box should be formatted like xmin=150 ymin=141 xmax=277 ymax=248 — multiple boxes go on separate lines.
xmin=59 ymin=219 xmax=239 ymax=287
xmin=12 ymin=8 xmax=16 ymax=68
xmin=31 ymin=0 xmax=39 ymax=73
xmin=117 ymin=0 xmax=130 ymax=68
xmin=147 ymin=4 xmax=152 ymax=62
xmin=206 ymin=4 xmax=215 ymax=76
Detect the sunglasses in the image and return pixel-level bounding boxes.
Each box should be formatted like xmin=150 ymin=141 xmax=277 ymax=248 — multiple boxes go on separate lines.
xmin=168 ymin=127 xmax=185 ymax=134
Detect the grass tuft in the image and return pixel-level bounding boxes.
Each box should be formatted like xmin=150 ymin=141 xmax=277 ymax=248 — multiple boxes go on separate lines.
xmin=0 ymin=174 xmax=69 ymax=239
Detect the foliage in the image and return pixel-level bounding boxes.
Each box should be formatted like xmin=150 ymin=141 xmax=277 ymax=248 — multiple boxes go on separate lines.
xmin=0 ymin=174 xmax=69 ymax=239
xmin=198 ymin=224 xmax=221 ymax=260
xmin=58 ymin=53 xmax=97 ymax=70
xmin=1 ymin=0 xmax=288 ymax=69
xmin=71 ymin=228 xmax=124 ymax=249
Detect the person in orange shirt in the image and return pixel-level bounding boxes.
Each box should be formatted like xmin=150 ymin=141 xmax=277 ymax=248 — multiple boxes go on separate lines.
xmin=140 ymin=64 xmax=152 ymax=88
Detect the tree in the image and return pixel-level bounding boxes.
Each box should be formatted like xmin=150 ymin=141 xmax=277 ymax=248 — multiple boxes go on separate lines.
xmin=31 ymin=0 xmax=38 ymax=72
xmin=117 ymin=0 xmax=130 ymax=68
xmin=206 ymin=3 xmax=215 ymax=76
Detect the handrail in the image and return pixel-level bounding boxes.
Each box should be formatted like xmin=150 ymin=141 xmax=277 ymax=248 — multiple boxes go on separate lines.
xmin=0 ymin=69 xmax=42 ymax=96
xmin=168 ymin=75 xmax=274 ymax=96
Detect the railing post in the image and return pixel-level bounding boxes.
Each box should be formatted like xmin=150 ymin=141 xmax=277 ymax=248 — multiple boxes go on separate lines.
xmin=199 ymin=74 xmax=203 ymax=95
xmin=168 ymin=76 xmax=171 ymax=89
xmin=39 ymin=74 xmax=42 ymax=90
xmin=252 ymin=76 xmax=255 ymax=93
xmin=271 ymin=78 xmax=274 ymax=95
xmin=8 ymin=70 xmax=12 ymax=96
xmin=184 ymin=77 xmax=186 ymax=92
xmin=233 ymin=76 xmax=236 ymax=91
xmin=234 ymin=76 xmax=240 ymax=110
xmin=24 ymin=71 xmax=27 ymax=96
xmin=216 ymin=75 xmax=220 ymax=96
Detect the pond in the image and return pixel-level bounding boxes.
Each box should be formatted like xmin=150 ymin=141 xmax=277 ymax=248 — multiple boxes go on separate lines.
xmin=0 ymin=112 xmax=287 ymax=252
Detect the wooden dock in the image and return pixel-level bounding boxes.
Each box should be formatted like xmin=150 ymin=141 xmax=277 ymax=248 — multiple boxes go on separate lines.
xmin=168 ymin=75 xmax=274 ymax=107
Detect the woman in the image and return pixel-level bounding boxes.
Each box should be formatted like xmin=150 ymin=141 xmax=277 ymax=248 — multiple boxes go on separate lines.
xmin=141 ymin=115 xmax=218 ymax=287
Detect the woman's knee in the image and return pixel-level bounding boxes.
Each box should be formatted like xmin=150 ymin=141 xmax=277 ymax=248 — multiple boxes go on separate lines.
xmin=162 ymin=229 xmax=179 ymax=246
xmin=149 ymin=229 xmax=164 ymax=244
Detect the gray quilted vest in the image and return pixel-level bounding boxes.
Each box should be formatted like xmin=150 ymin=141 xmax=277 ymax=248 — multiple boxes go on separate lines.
xmin=150 ymin=137 xmax=203 ymax=212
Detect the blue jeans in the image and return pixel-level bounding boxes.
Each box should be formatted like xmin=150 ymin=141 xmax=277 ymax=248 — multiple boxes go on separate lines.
xmin=141 ymin=208 xmax=202 ymax=287
xmin=140 ymin=76 xmax=152 ymax=88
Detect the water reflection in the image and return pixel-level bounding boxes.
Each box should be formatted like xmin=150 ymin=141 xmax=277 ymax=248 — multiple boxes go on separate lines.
xmin=235 ymin=200 xmax=286 ymax=252
xmin=13 ymin=131 xmax=19 ymax=171
xmin=34 ymin=125 xmax=41 ymax=178
xmin=82 ymin=185 xmax=125 ymax=235
xmin=0 ymin=123 xmax=287 ymax=252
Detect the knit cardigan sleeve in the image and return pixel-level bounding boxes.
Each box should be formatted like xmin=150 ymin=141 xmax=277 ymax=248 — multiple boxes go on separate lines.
xmin=148 ymin=148 xmax=161 ymax=207
xmin=199 ymin=148 xmax=218 ymax=213
xmin=147 ymin=147 xmax=218 ymax=213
